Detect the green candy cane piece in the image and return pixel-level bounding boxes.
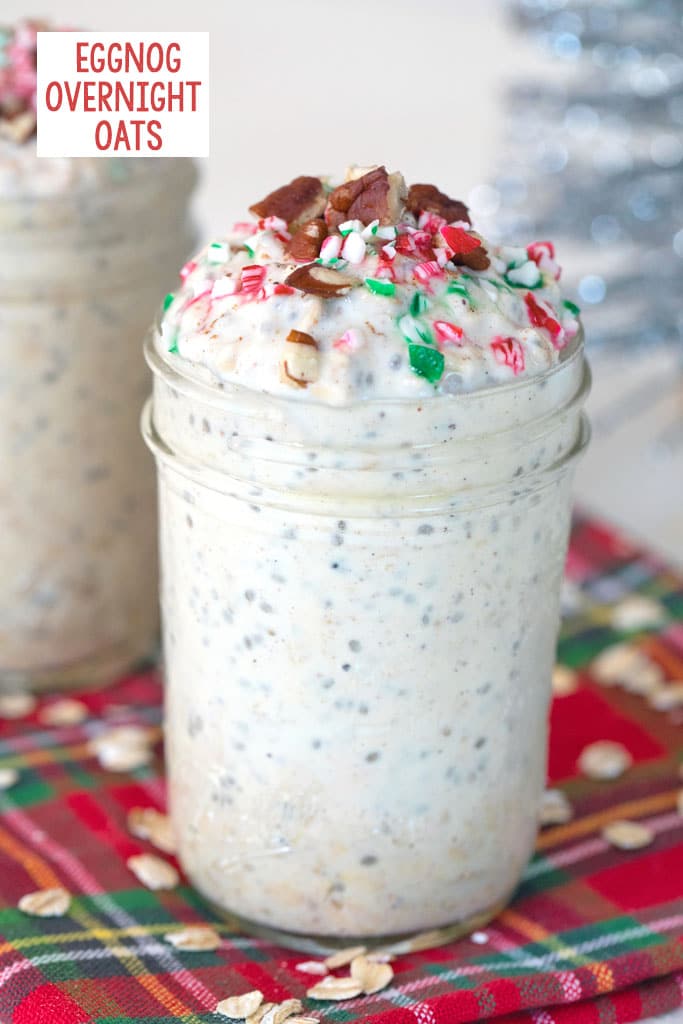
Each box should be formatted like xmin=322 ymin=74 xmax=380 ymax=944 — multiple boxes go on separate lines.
xmin=365 ymin=277 xmax=396 ymax=297
xmin=410 ymin=292 xmax=429 ymax=316
xmin=563 ymin=299 xmax=581 ymax=316
xmin=398 ymin=314 xmax=432 ymax=346
xmin=409 ymin=344 xmax=444 ymax=384
xmin=503 ymin=259 xmax=542 ymax=289
xmin=163 ymin=292 xmax=175 ymax=311
xmin=447 ymin=279 xmax=476 ymax=308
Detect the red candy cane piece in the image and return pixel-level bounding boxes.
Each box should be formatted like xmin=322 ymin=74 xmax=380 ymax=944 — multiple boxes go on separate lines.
xmin=527 ymin=240 xmax=555 ymax=261
xmin=258 ymin=215 xmax=291 ymax=245
xmin=527 ymin=240 xmax=561 ymax=281
xmin=433 ymin=321 xmax=464 ymax=346
xmin=524 ymin=292 xmax=566 ymax=349
xmin=491 ymin=336 xmax=525 ymax=375
xmin=179 ymin=259 xmax=197 ymax=282
xmin=440 ymin=225 xmax=481 ymax=256
xmin=185 ymin=288 xmax=213 ymax=309
xmin=413 ymin=261 xmax=444 ymax=289
xmin=395 ymin=230 xmax=434 ymax=259
xmin=240 ymin=265 xmax=267 ymax=298
xmin=375 ymin=257 xmax=397 ymax=281
xmin=232 ymin=221 xmax=258 ymax=236
xmin=333 ymin=329 xmax=363 ymax=353
xmin=273 ymin=283 xmax=296 ymax=296
xmin=395 ymin=234 xmax=417 ymax=256
xmin=418 ymin=211 xmax=447 ymax=235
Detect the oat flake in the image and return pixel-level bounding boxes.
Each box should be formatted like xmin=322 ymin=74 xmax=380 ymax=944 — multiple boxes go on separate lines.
xmin=18 ymin=887 xmax=70 ymax=917
xmin=591 ymin=643 xmax=663 ymax=692
xmin=578 ymin=740 xmax=632 ymax=780
xmin=39 ymin=698 xmax=89 ymax=726
xmin=0 ymin=767 xmax=19 ymax=790
xmin=0 ymin=693 xmax=36 ymax=719
xmin=323 ymin=944 xmax=366 ymax=969
xmin=306 ymin=976 xmax=364 ymax=1001
xmin=609 ymin=596 xmax=665 ymax=632
xmin=127 ymin=853 xmax=179 ymax=891
xmin=216 ymin=990 xmax=264 ymax=1019
xmin=350 ymin=954 xmax=394 ymax=994
xmin=246 ymin=1002 xmax=275 ymax=1024
xmin=539 ymin=788 xmax=573 ymax=826
xmin=648 ymin=682 xmax=683 ymax=712
xmin=164 ymin=925 xmax=221 ymax=951
xmin=261 ymin=999 xmax=303 ymax=1024
xmin=552 ymin=664 xmax=578 ymax=697
xmin=602 ymin=819 xmax=654 ymax=850
xmin=128 ymin=807 xmax=176 ymax=854
xmin=295 ymin=960 xmax=328 ymax=975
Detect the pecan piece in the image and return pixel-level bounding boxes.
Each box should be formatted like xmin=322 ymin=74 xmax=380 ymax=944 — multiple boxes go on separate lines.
xmin=325 ymin=166 xmax=405 ymax=229
xmin=250 ymin=176 xmax=326 ymax=230
xmin=281 ymin=329 xmax=320 ymax=388
xmin=287 ymin=219 xmax=327 ymax=262
xmin=407 ymin=183 xmax=471 ymax=225
xmin=452 ymin=245 xmax=490 ymax=271
xmin=285 ymin=263 xmax=358 ymax=298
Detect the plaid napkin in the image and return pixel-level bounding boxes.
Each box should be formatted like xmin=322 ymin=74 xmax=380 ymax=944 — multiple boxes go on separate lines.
xmin=0 ymin=513 xmax=681 ymax=1024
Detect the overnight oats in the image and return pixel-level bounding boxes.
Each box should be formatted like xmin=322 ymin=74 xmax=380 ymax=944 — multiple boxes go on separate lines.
xmin=143 ymin=165 xmax=590 ymax=948
xmin=0 ymin=22 xmax=196 ymax=690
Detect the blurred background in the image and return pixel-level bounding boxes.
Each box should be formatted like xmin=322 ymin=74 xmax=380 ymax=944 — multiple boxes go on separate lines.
xmin=7 ymin=0 xmax=683 ymax=562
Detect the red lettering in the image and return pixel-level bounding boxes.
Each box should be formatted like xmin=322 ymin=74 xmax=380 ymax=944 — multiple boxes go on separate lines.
xmin=90 ymin=42 xmax=105 ymax=73
xmin=187 ymin=81 xmax=200 ymax=111
xmin=167 ymin=43 xmax=181 ymax=73
xmin=63 ymin=81 xmax=81 ymax=112
xmin=147 ymin=120 xmax=162 ymax=151
xmin=95 ymin=120 xmax=112 ymax=150
xmin=45 ymin=82 xmax=62 ymax=111
xmin=75 ymin=41 xmax=88 ymax=72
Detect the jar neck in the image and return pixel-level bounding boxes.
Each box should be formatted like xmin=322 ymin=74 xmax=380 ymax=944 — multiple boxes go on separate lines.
xmin=144 ymin=329 xmax=591 ymax=513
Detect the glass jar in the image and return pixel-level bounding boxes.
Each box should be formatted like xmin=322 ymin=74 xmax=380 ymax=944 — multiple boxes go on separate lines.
xmin=143 ymin=327 xmax=590 ymax=951
xmin=0 ymin=158 xmax=196 ymax=691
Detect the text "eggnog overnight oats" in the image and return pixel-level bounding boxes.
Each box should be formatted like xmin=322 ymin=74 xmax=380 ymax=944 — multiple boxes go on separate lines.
xmin=143 ymin=165 xmax=590 ymax=949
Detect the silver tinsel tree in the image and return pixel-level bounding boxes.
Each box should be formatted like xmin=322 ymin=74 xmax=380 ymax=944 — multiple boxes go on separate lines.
xmin=482 ymin=0 xmax=683 ymax=355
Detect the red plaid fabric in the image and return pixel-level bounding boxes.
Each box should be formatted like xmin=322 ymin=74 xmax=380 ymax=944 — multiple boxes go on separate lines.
xmin=0 ymin=513 xmax=681 ymax=1024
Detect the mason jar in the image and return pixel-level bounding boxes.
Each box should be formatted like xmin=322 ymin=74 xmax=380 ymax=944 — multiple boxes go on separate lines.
xmin=0 ymin=157 xmax=196 ymax=691
xmin=143 ymin=326 xmax=590 ymax=950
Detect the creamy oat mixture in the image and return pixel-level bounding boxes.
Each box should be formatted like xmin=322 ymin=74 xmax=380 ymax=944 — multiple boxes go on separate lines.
xmin=147 ymin=165 xmax=589 ymax=940
xmin=0 ymin=21 xmax=196 ymax=688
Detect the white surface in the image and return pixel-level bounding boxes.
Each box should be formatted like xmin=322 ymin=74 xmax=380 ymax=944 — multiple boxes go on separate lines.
xmin=579 ymin=346 xmax=683 ymax=567
xmin=6 ymin=0 xmax=683 ymax=562
xmin=6 ymin=0 xmax=525 ymax=232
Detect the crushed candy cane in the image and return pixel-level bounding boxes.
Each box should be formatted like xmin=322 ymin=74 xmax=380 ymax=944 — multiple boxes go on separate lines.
xmin=159 ymin=165 xmax=581 ymax=399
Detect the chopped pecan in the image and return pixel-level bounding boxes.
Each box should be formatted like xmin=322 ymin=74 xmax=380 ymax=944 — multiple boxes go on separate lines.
xmin=250 ymin=176 xmax=326 ymax=230
xmin=286 ymin=329 xmax=318 ymax=347
xmin=282 ymin=329 xmax=320 ymax=388
xmin=287 ymin=219 xmax=327 ymax=262
xmin=451 ymin=246 xmax=490 ymax=271
xmin=407 ymin=183 xmax=471 ymax=225
xmin=285 ymin=263 xmax=358 ymax=298
xmin=325 ymin=166 xmax=405 ymax=229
